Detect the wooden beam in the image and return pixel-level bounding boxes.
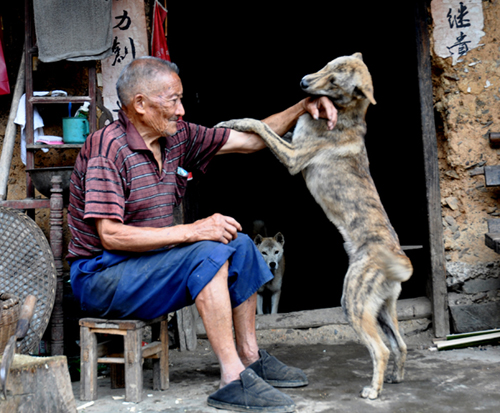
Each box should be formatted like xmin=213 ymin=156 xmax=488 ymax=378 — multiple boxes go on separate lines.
xmin=485 ymin=232 xmax=500 ymax=253
xmin=97 ymin=357 xmax=125 ymax=364
xmin=0 ymin=198 xmax=50 ymax=209
xmin=484 ymin=165 xmax=500 ymax=186
xmin=87 ymin=328 xmax=128 ymax=336
xmin=435 ymin=331 xmax=500 ymax=350
xmin=414 ymin=0 xmax=450 ymax=338
xmin=0 ymin=50 xmax=25 ymax=200
xmin=196 ymin=297 xmax=432 ymax=335
xmin=142 ymin=341 xmax=162 ymax=359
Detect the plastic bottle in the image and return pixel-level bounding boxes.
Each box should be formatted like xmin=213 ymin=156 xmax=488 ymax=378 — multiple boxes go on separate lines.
xmin=74 ymin=102 xmax=90 ymax=119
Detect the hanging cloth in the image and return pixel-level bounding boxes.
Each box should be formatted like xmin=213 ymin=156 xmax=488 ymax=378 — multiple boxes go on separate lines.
xmin=151 ymin=0 xmax=171 ymax=61
xmin=33 ymin=0 xmax=113 ymax=62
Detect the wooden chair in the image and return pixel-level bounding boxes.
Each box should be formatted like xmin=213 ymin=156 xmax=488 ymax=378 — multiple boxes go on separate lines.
xmin=79 ymin=315 xmax=169 ymax=402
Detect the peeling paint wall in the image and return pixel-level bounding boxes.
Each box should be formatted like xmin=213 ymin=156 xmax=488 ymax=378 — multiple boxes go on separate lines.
xmin=430 ymin=0 xmax=500 ymax=332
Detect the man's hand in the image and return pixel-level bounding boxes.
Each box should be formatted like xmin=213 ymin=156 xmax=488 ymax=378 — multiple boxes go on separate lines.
xmin=188 ymin=213 xmax=242 ymax=244
xmin=303 ymin=96 xmax=337 ymax=130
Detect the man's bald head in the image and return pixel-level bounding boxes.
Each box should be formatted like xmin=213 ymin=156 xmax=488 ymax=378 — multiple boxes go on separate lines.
xmin=116 ymin=56 xmax=180 ymax=108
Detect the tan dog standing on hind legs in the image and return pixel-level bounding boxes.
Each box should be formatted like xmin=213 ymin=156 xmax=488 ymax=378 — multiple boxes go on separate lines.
xmin=216 ymin=53 xmax=413 ymax=399
xmin=254 ymin=232 xmax=285 ymax=315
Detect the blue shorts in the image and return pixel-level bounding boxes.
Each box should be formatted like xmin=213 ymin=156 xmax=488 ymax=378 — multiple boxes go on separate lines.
xmin=69 ymin=233 xmax=273 ymax=320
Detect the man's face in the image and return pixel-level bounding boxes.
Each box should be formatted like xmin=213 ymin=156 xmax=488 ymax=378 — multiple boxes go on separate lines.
xmin=143 ymin=72 xmax=185 ymax=136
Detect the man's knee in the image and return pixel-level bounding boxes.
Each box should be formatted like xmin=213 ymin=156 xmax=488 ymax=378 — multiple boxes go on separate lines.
xmin=213 ymin=261 xmax=230 ymax=280
xmin=195 ymin=261 xmax=231 ymax=314
xmin=198 ymin=261 xmax=230 ymax=297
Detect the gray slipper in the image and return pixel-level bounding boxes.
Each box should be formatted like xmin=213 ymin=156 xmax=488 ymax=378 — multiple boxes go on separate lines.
xmin=248 ymin=349 xmax=308 ymax=388
xmin=207 ymin=368 xmax=295 ymax=412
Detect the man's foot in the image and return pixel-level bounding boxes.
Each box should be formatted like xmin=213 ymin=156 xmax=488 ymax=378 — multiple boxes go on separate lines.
xmin=207 ymin=368 xmax=295 ymax=412
xmin=247 ymin=349 xmax=308 ymax=388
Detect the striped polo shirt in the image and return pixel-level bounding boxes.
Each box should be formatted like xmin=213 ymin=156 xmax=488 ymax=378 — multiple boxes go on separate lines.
xmin=67 ymin=110 xmax=229 ymax=260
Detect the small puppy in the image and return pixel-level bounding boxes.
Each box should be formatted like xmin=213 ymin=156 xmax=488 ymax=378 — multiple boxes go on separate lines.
xmin=217 ymin=53 xmax=413 ymax=399
xmin=254 ymin=232 xmax=285 ymax=315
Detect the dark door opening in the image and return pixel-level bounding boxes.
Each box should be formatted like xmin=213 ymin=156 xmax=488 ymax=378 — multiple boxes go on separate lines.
xmin=168 ymin=2 xmax=428 ymax=312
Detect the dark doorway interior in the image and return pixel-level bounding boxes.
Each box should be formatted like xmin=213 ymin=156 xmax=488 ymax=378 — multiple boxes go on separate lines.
xmin=168 ymin=2 xmax=428 ymax=312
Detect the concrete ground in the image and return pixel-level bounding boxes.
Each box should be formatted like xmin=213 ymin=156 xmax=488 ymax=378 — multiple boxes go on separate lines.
xmin=72 ymin=337 xmax=500 ymax=413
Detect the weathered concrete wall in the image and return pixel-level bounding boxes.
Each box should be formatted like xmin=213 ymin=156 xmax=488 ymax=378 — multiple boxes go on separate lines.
xmin=430 ymin=1 xmax=500 ymax=332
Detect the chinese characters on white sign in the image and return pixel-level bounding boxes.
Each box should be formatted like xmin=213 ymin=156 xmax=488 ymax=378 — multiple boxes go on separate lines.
xmin=431 ymin=0 xmax=485 ymax=65
xmin=101 ymin=0 xmax=149 ymax=120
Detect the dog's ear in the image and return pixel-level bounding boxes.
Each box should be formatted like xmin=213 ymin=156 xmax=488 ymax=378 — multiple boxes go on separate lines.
xmin=254 ymin=234 xmax=263 ymax=246
xmin=351 ymin=53 xmax=376 ymax=105
xmin=352 ymin=52 xmax=364 ymax=61
xmin=354 ymin=85 xmax=377 ymax=105
xmin=274 ymin=232 xmax=285 ymax=246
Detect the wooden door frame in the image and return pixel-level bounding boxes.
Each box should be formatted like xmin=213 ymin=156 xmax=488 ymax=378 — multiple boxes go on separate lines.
xmin=177 ymin=1 xmax=451 ymax=350
xmin=414 ymin=0 xmax=450 ymax=338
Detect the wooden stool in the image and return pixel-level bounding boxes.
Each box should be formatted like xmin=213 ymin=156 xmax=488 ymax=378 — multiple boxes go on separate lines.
xmin=79 ymin=315 xmax=169 ymax=402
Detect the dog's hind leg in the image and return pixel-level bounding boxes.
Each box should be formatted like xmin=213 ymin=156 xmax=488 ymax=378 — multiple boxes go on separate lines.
xmin=356 ymin=311 xmax=390 ymax=399
xmin=377 ymin=294 xmax=407 ymax=384
xmin=342 ymin=266 xmax=390 ymax=399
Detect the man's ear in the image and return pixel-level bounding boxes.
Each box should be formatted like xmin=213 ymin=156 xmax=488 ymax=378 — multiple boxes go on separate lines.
xmin=133 ymin=94 xmax=147 ymax=114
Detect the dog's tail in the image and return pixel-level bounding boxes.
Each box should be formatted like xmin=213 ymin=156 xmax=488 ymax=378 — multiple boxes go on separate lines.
xmin=377 ymin=247 xmax=413 ymax=283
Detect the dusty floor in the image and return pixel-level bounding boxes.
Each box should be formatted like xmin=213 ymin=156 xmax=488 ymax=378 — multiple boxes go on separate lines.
xmin=72 ymin=338 xmax=500 ymax=413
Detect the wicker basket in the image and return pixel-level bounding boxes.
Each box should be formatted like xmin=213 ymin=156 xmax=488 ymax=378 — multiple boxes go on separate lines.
xmin=0 ymin=293 xmax=20 ymax=353
xmin=0 ymin=207 xmax=57 ymax=354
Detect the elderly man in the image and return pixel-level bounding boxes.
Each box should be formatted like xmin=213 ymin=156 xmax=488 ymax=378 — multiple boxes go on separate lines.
xmin=67 ymin=56 xmax=336 ymax=412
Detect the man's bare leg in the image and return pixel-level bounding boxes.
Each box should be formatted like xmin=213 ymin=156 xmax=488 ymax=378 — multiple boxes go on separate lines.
xmin=233 ymin=292 xmax=260 ymax=367
xmin=201 ymin=261 xmax=297 ymax=412
xmin=195 ymin=261 xmax=246 ymax=387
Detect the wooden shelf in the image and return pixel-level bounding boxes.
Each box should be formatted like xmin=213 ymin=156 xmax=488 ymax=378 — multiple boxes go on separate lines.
xmin=0 ymin=197 xmax=50 ymax=209
xmin=29 ymin=95 xmax=93 ymax=105
xmin=22 ymin=0 xmax=96 ymax=203
xmin=27 ymin=144 xmax=83 ymax=150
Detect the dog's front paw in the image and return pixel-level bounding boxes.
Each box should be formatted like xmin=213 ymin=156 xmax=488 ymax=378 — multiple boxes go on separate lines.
xmin=360 ymin=386 xmax=380 ymax=400
xmin=214 ymin=119 xmax=238 ymax=129
xmin=214 ymin=118 xmax=262 ymax=133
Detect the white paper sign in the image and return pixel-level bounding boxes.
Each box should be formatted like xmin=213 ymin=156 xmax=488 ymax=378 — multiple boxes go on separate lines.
xmin=101 ymin=0 xmax=149 ymax=120
xmin=431 ymin=0 xmax=485 ymax=65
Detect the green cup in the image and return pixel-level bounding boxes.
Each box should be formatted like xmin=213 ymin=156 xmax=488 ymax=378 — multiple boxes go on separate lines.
xmin=62 ymin=117 xmax=89 ymax=143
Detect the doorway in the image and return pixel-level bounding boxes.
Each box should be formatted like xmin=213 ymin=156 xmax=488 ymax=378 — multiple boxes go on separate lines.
xmin=168 ymin=2 xmax=428 ymax=312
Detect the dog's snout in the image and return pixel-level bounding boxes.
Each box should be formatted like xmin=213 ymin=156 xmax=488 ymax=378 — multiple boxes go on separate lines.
xmin=269 ymin=262 xmax=277 ymax=270
xmin=300 ymin=78 xmax=309 ymax=90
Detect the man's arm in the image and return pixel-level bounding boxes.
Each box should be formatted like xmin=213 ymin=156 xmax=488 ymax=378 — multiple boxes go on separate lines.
xmin=95 ymin=213 xmax=242 ymax=252
xmin=94 ymin=98 xmax=336 ymax=252
xmin=217 ymin=97 xmax=337 ymax=155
